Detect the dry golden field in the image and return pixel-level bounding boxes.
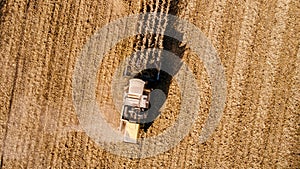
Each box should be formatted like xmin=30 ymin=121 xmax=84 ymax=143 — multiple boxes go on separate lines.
xmin=0 ymin=0 xmax=299 ymax=168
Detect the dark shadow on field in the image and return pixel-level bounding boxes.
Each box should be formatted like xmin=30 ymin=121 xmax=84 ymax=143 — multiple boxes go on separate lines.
xmin=129 ymin=0 xmax=186 ymax=132
xmin=0 ymin=0 xmax=7 ymax=22
xmin=0 ymin=0 xmax=7 ymax=10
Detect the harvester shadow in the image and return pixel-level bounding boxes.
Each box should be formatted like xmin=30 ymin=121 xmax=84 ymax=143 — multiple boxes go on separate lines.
xmin=130 ymin=0 xmax=186 ymax=132
xmin=133 ymin=36 xmax=186 ymax=132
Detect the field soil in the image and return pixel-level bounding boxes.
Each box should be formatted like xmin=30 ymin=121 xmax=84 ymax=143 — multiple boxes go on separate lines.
xmin=0 ymin=0 xmax=299 ymax=168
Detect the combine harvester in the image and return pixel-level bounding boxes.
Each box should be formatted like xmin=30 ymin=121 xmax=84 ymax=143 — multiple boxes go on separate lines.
xmin=119 ymin=78 xmax=151 ymax=143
